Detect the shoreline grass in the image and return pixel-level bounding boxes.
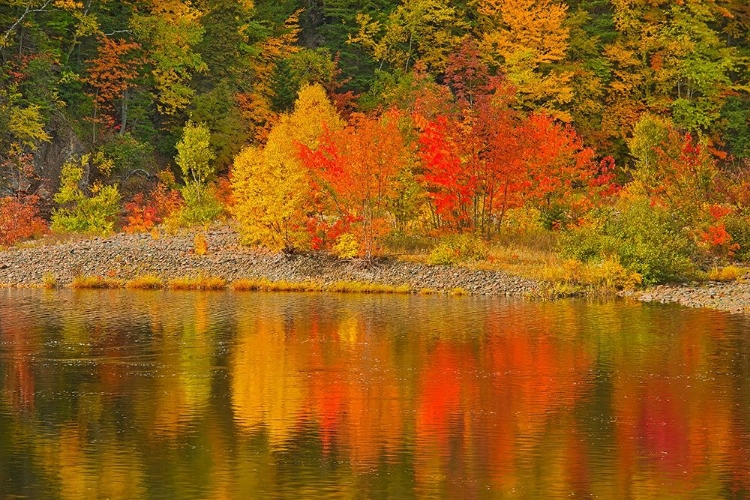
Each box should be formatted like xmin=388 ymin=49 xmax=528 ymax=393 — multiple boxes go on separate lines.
xmin=125 ymin=275 xmax=164 ymax=290
xmin=71 ymin=275 xmax=124 ymax=289
xmin=168 ymin=276 xmax=227 ymax=291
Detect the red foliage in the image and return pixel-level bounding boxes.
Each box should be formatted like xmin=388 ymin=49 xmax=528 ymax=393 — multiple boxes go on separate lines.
xmin=700 ymin=204 xmax=740 ymax=257
xmin=0 ymin=196 xmax=47 ymax=246
xmin=299 ymin=111 xmax=408 ymax=256
xmin=123 ymin=183 xmax=183 ymax=233
xmin=418 ymin=116 xmax=474 ymax=230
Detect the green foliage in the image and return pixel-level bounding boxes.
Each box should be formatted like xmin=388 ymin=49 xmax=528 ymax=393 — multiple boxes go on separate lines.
xmin=176 ymin=121 xmax=215 ymax=184
xmin=178 ymin=181 xmax=223 ymax=227
xmin=725 ymin=214 xmax=750 ymax=262
xmin=560 ymin=198 xmax=698 ymax=285
xmin=427 ymin=234 xmax=489 ymax=266
xmin=51 ymin=156 xmax=121 ymax=236
xmin=99 ymin=133 xmax=155 ymax=176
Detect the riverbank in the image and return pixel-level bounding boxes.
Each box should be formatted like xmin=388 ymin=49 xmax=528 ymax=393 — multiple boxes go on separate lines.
xmin=628 ymin=282 xmax=750 ymax=315
xmin=0 ymin=227 xmax=540 ymax=295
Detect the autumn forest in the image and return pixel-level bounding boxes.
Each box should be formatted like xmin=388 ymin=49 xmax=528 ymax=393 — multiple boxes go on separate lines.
xmin=1 ymin=0 xmax=749 ymax=285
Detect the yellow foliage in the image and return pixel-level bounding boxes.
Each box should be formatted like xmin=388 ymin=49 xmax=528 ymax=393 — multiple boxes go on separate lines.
xmin=232 ymin=84 xmax=343 ymax=252
xmin=351 ymin=0 xmax=466 ymax=72
xmin=707 ymin=266 xmax=747 ymax=282
xmin=193 ymin=231 xmax=208 ymax=256
xmin=332 ymin=233 xmax=359 ymax=259
xmin=477 ymin=0 xmax=573 ymax=118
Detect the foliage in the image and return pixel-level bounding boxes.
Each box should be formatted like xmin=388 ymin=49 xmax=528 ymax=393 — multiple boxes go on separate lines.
xmin=332 ymin=233 xmax=359 ymax=259
xmin=299 ymin=110 xmax=408 ymax=257
xmin=123 ymin=179 xmax=183 ymax=233
xmin=561 ymin=198 xmax=698 ymax=285
xmin=51 ymin=156 xmax=121 ymax=236
xmin=193 ymin=231 xmax=208 ymax=256
xmin=232 ymin=84 xmax=343 ymax=252
xmin=0 ymin=195 xmax=47 ymax=246
xmin=178 ymin=181 xmax=223 ymax=227
xmin=427 ymin=234 xmax=489 ymax=266
xmin=176 ymin=121 xmax=215 ymax=184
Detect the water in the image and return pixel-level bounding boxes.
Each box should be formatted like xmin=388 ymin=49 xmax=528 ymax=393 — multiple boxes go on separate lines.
xmin=0 ymin=289 xmax=749 ymax=499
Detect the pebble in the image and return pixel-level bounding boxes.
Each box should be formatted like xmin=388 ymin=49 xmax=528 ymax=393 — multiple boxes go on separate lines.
xmin=0 ymin=227 xmax=541 ymax=295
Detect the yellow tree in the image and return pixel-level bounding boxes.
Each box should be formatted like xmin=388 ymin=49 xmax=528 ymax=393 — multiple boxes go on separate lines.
xmin=351 ymin=0 xmax=467 ymax=73
xmin=476 ymin=0 xmax=573 ymax=120
xmin=232 ymin=84 xmax=344 ymax=252
xmin=131 ymin=0 xmax=207 ymax=116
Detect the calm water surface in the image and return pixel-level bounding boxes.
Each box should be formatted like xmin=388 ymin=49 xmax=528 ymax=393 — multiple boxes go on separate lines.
xmin=0 ymin=289 xmax=749 ymax=498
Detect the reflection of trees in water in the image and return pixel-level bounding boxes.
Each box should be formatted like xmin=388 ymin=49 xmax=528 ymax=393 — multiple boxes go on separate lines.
xmin=0 ymin=291 xmax=749 ymax=497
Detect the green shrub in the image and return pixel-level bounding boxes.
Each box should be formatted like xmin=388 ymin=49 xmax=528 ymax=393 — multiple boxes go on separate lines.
xmin=51 ymin=156 xmax=121 ymax=236
xmin=561 ymin=198 xmax=697 ymax=285
xmin=427 ymin=234 xmax=488 ymax=266
xmin=725 ymin=214 xmax=750 ymax=262
xmin=179 ymin=181 xmax=223 ymax=226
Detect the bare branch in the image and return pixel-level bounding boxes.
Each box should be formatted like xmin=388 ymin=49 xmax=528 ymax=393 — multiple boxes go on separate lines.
xmin=2 ymin=0 xmax=54 ymax=45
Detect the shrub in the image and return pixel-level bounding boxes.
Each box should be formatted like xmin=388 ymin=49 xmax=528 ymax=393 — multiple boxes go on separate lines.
xmin=123 ymin=180 xmax=183 ymax=234
xmin=0 ymin=195 xmax=47 ymax=246
xmin=332 ymin=233 xmax=359 ymax=259
xmin=427 ymin=234 xmax=488 ymax=266
xmin=725 ymin=214 xmax=750 ymax=262
xmin=561 ymin=198 xmax=697 ymax=285
xmin=193 ymin=232 xmax=208 ymax=256
xmin=707 ymin=266 xmax=747 ymax=282
xmin=179 ymin=181 xmax=223 ymax=227
xmin=51 ymin=156 xmax=120 ymax=236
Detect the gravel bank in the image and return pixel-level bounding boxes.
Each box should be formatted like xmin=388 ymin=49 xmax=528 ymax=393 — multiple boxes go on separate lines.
xmin=631 ymin=282 xmax=750 ymax=314
xmin=0 ymin=228 xmax=540 ymax=295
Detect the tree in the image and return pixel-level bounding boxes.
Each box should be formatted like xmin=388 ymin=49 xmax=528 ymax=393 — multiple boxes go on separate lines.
xmin=232 ymin=84 xmax=344 ymax=252
xmin=131 ymin=0 xmax=207 ymax=117
xmin=351 ymin=0 xmax=467 ymax=73
xmin=85 ymin=36 xmax=142 ymax=137
xmin=51 ymin=155 xmax=121 ymax=236
xmin=299 ymin=110 xmax=409 ymax=257
xmin=475 ymin=0 xmax=574 ymax=120
xmin=176 ymin=121 xmax=215 ymax=184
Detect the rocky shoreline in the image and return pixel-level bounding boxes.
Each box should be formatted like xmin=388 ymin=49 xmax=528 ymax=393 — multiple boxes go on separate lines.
xmin=630 ymin=282 xmax=750 ymax=315
xmin=0 ymin=227 xmax=540 ymax=295
xmin=2 ymin=228 xmax=749 ymax=312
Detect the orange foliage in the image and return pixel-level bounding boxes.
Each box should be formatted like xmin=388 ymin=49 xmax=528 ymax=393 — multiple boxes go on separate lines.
xmin=85 ymin=37 xmax=142 ymax=131
xmin=123 ymin=182 xmax=183 ymax=233
xmin=0 ymin=195 xmax=47 ymax=246
xmin=299 ymin=111 xmax=409 ymax=257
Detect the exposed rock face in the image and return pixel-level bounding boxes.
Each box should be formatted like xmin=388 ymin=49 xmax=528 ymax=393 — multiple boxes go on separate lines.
xmin=0 ymin=227 xmax=540 ymax=295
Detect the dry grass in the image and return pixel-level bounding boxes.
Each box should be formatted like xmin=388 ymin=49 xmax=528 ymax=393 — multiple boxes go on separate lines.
xmin=125 ymin=275 xmax=164 ymax=290
xmin=449 ymin=287 xmax=469 ymax=296
xmin=168 ymin=275 xmax=227 ymax=291
xmin=326 ymin=281 xmax=412 ymax=294
xmin=71 ymin=275 xmax=124 ymax=289
xmin=231 ymin=278 xmax=323 ymax=292
xmin=42 ymin=273 xmax=57 ymax=289
xmin=706 ymin=265 xmax=748 ymax=282
xmin=231 ymin=278 xmax=413 ymax=294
